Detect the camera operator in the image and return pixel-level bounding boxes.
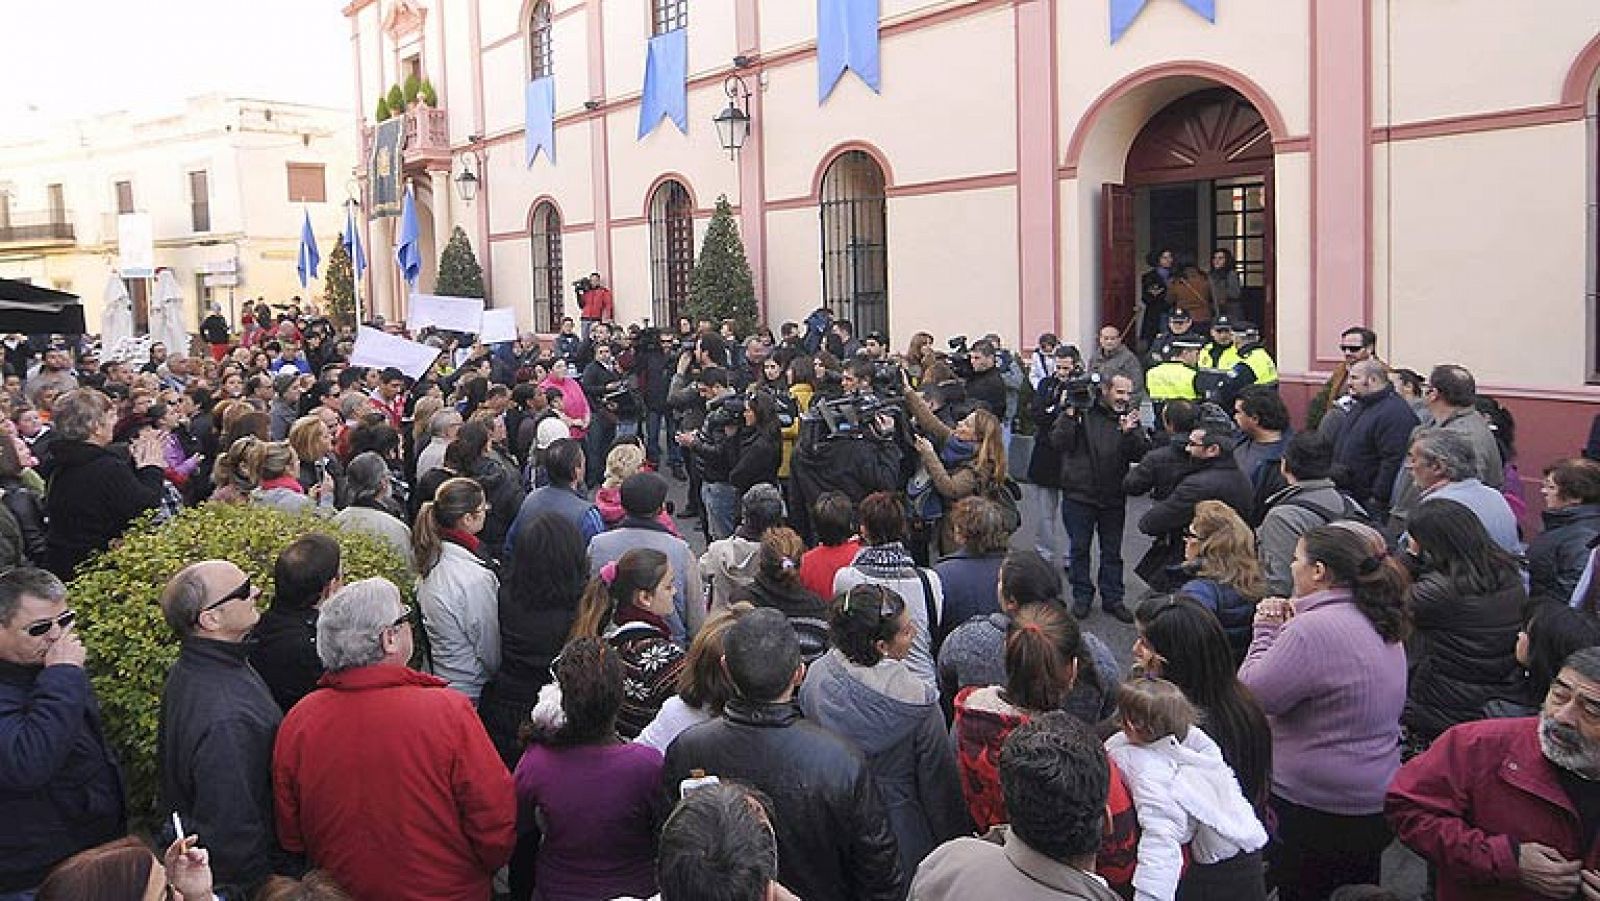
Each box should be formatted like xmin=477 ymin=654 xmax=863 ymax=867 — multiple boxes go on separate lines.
xmin=580 ymin=340 xmax=631 ymax=488
xmin=674 ymin=369 xmax=742 ymax=539
xmin=961 ymin=339 xmax=1008 ymax=421
xmin=554 ymin=316 xmax=581 ymax=363
xmin=1025 ymin=343 xmax=1083 ymax=571
xmin=576 ymin=271 xmax=612 ymax=339
xmin=1051 ymin=372 xmax=1150 ymax=623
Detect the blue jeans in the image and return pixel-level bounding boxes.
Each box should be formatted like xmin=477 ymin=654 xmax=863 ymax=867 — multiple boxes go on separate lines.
xmin=1061 ymin=497 xmax=1126 ymax=606
xmin=0 ymin=891 xmax=37 ymax=901
xmin=645 ymin=410 xmax=679 ymax=466
xmin=701 ymin=481 xmax=739 ymax=540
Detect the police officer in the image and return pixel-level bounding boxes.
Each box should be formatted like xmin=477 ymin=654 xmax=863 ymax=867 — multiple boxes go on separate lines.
xmin=1203 ymin=321 xmax=1279 ymax=411
xmin=1148 ymin=308 xmax=1199 ymax=365
xmin=1200 ymin=316 xmax=1241 ymax=372
xmin=1145 ymin=334 xmax=1204 ymax=426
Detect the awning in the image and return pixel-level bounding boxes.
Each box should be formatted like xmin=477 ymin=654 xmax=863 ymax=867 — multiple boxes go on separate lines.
xmin=0 ymin=278 xmax=87 ymax=334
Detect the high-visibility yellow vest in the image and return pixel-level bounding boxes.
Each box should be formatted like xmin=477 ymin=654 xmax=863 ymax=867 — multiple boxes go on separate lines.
xmin=1146 ymin=362 xmax=1200 ymax=401
xmin=1239 ymin=347 xmax=1279 ymax=386
xmin=1202 ymin=343 xmax=1241 ymax=371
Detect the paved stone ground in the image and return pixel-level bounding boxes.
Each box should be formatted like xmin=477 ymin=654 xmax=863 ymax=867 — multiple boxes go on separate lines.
xmin=661 ymin=472 xmax=1426 ymax=899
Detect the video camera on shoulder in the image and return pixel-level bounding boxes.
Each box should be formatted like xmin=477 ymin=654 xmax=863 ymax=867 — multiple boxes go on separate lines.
xmin=1058 ymin=369 xmax=1103 ymax=413
xmin=572 ymin=276 xmax=595 ymax=301
xmin=702 ymin=394 xmax=747 ymax=432
xmin=945 ymin=335 xmax=975 ymax=379
xmin=807 ymin=392 xmax=901 ymax=440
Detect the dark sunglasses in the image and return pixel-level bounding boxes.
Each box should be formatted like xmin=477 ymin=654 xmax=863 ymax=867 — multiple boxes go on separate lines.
xmin=24 ymin=610 xmax=75 ymax=638
xmin=200 ymin=578 xmax=255 ymax=617
xmin=1338 ymin=344 xmax=1365 ymax=353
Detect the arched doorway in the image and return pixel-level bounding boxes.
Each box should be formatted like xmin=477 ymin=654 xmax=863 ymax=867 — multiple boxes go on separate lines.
xmin=819 ymin=150 xmax=889 ymax=337
xmin=1102 ymin=87 xmax=1275 ymax=348
xmin=529 ymin=201 xmax=563 ymax=332
xmin=648 ymin=179 xmax=693 ymax=327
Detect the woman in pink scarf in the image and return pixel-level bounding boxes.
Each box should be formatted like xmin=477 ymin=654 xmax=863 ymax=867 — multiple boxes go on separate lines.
xmin=539 ymin=359 xmax=590 ymax=440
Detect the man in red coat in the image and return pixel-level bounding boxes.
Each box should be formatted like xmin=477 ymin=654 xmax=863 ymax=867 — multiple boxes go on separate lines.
xmin=579 ymin=271 xmax=613 ymax=338
xmin=1387 ymin=647 xmax=1600 ymax=901
xmin=272 ymin=577 xmax=515 ymax=901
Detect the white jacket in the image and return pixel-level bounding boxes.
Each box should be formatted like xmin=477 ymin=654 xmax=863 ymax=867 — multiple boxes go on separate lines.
xmin=1105 ymin=727 xmax=1268 ymax=901
xmin=417 ymin=541 xmax=501 ymax=702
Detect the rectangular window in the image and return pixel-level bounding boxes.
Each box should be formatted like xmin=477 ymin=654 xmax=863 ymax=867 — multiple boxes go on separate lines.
xmin=114 ymin=180 xmax=135 ymax=214
xmin=1213 ymin=178 xmax=1267 ymax=289
xmin=287 ymin=163 xmax=326 ymax=203
xmin=188 ymin=171 xmax=210 ymax=232
xmin=653 ymin=0 xmax=687 ymax=35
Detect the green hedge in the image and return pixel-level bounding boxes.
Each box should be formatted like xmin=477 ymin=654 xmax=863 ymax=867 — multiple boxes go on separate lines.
xmin=70 ymin=503 xmax=415 ymax=820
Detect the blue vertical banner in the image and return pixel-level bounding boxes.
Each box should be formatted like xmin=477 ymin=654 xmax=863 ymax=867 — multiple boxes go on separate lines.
xmin=818 ymin=0 xmax=881 ymax=103
xmin=638 ymin=28 xmax=689 ymax=139
xmin=395 ymin=186 xmax=422 ymax=287
xmin=296 ymin=209 xmax=321 ymax=288
xmin=525 ymin=77 xmax=556 ymax=165
xmin=1110 ymin=0 xmax=1215 ymax=43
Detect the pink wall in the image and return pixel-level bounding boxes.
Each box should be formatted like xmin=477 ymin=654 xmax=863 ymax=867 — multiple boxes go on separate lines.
xmin=1015 ymin=0 xmax=1060 ymax=340
xmin=1308 ymin=0 xmax=1371 ymax=366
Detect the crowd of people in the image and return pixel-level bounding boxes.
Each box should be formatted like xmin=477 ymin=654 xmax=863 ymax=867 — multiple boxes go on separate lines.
xmin=3 ymin=287 xmax=1600 ymax=901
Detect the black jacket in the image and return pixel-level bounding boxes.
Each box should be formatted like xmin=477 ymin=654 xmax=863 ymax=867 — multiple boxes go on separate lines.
xmin=1026 ymin=376 xmax=1067 ymax=488
xmin=963 ymin=368 xmax=1007 ymax=418
xmin=1403 ymin=570 xmax=1526 ymax=743
xmin=729 ymin=428 xmax=782 ymax=492
xmin=1527 ymin=504 xmax=1600 ymax=603
xmin=1051 ymin=402 xmax=1150 ymax=508
xmin=248 ymin=607 xmax=323 ymax=714
xmin=1331 ymin=386 xmax=1418 ymax=514
xmin=158 ymin=638 xmax=287 ymax=894
xmin=43 ymin=439 xmax=165 ymax=579
xmin=415 ymin=458 xmax=524 ymax=557
xmin=1138 ymin=454 xmax=1255 ymax=537
xmin=478 ymin=582 xmax=576 ymax=768
xmin=0 ymin=479 xmax=46 ymax=563
xmin=0 ymin=660 xmax=126 ymax=892
xmin=1122 ymin=435 xmax=1196 ymax=501
xmin=663 ymin=699 xmax=904 ymax=901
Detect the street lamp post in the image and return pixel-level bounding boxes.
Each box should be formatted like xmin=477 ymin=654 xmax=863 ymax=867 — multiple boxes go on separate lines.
xmin=714 ymin=74 xmax=753 ymax=158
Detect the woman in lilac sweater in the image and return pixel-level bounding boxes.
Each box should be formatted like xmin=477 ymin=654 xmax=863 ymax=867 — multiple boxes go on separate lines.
xmin=1237 ymin=522 xmax=1408 ymax=901
xmin=512 ymin=636 xmax=663 ymax=901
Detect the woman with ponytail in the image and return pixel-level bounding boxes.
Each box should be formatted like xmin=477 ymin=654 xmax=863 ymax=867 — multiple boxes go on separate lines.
xmin=510 ymin=637 xmax=663 ymax=901
xmin=1237 ymin=521 xmax=1408 ymax=901
xmin=414 ymin=477 xmax=501 ymax=703
xmin=247 ymin=439 xmax=334 ymax=514
xmin=951 ymin=600 xmax=1140 ymax=894
xmin=798 ymin=583 xmax=968 ymax=878
xmin=569 ymin=547 xmax=685 ymax=739
xmin=729 ymin=527 xmax=828 ymax=660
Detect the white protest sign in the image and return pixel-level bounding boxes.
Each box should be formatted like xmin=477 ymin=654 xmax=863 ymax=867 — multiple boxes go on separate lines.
xmin=349 ymin=326 xmax=443 ymax=380
xmin=408 ymin=293 xmax=485 ymax=333
xmin=480 ymin=308 xmax=518 ymax=345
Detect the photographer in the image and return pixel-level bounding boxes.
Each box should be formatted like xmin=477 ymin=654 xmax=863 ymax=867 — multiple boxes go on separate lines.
xmin=580 ymin=341 xmax=632 ymax=488
xmin=1051 ymin=373 xmax=1149 ymax=622
xmin=788 ymin=386 xmax=904 ymax=543
xmin=674 ymin=369 xmax=741 ymax=539
xmin=1025 ymin=343 xmax=1083 ymax=571
xmin=904 ymin=374 xmax=1012 ymax=560
xmin=961 ymin=339 xmax=1008 ymax=421
xmin=576 ymin=272 xmax=612 ymax=339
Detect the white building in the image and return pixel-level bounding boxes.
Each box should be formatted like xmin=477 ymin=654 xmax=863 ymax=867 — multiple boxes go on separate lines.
xmin=0 ymin=95 xmax=357 ymax=334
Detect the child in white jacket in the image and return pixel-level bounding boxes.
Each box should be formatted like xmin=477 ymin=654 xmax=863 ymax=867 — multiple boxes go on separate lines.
xmin=1105 ymin=676 xmax=1268 ymax=901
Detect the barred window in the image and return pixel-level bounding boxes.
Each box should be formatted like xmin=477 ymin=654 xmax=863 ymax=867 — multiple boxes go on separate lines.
xmin=652 ymin=0 xmax=686 ymax=35
xmin=530 ymin=202 xmax=564 ymax=333
xmin=819 ymin=151 xmax=889 ymax=337
xmin=529 ymin=1 xmax=553 ymax=80
xmin=649 ymin=180 xmax=694 ymax=327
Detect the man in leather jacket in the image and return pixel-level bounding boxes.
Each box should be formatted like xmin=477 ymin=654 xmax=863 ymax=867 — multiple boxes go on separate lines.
xmin=662 ymin=608 xmax=904 ymax=901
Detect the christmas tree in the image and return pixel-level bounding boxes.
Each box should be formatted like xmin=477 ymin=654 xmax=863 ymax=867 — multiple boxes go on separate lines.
xmin=436 ymin=226 xmax=486 ymax=298
xmin=325 ymin=240 xmax=355 ymax=326
xmin=687 ymin=195 xmax=757 ymax=334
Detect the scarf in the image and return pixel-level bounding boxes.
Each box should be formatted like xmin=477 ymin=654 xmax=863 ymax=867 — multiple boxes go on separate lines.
xmin=259 ymin=475 xmax=304 ymax=494
xmin=613 ymin=601 xmax=670 ymax=637
xmin=852 ymin=542 xmax=917 ymax=579
xmin=940 ymin=436 xmax=977 ymax=468
xmin=441 ymin=527 xmax=481 ymax=556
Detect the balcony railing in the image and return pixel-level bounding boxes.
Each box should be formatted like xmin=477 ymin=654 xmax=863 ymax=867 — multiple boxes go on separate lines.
xmin=0 ymin=209 xmax=74 ymax=244
xmin=360 ymin=105 xmax=452 ymax=171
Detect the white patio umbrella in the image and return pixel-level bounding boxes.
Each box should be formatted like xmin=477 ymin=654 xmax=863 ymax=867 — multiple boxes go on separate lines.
xmin=153 ymin=269 xmax=189 ymax=355
xmin=101 ymin=272 xmax=133 ymax=349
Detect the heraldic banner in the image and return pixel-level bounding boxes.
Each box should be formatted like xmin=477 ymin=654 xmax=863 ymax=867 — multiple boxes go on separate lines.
xmin=370 ymin=117 xmax=407 ymax=218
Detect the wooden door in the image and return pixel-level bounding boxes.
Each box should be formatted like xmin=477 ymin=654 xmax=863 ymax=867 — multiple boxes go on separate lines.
xmin=1101 ymin=183 xmax=1136 ymax=335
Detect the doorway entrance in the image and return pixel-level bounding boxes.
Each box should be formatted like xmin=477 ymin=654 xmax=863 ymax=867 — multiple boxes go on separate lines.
xmin=1102 ymin=87 xmax=1275 ymax=348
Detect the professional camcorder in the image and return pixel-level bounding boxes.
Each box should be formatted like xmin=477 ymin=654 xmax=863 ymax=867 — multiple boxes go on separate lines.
xmin=807 ymin=392 xmax=901 ymax=440
xmin=702 ymin=394 xmax=747 ymax=432
xmin=1058 ymin=369 xmax=1104 ymax=412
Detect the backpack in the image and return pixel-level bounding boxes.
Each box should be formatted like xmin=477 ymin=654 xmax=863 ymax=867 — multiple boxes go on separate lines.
xmin=1279 ymin=491 xmax=1372 ymax=527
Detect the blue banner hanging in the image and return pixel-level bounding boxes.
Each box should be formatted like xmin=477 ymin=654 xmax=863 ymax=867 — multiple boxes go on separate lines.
xmin=526 ymin=77 xmax=556 ymax=165
xmin=638 ymin=28 xmax=689 ymax=139
xmin=395 ymin=186 xmax=422 ymax=287
xmin=818 ymin=0 xmax=881 ymax=103
xmin=369 ymin=117 xmax=407 ymax=218
xmin=1110 ymin=0 xmax=1215 ymax=43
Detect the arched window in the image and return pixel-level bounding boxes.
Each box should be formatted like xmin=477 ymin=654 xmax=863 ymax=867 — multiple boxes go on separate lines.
xmin=528 ymin=1 xmax=553 ymax=79
xmin=652 ymin=0 xmax=687 ymax=36
xmin=649 ymin=180 xmax=694 ymax=327
xmin=530 ymin=202 xmax=563 ymax=332
xmin=819 ymin=151 xmax=889 ymax=337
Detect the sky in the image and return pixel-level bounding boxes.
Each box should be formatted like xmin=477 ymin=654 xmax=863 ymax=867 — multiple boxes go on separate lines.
xmin=0 ymin=0 xmax=352 ymax=133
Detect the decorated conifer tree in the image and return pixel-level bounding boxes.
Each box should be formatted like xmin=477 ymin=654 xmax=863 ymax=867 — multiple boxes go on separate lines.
xmin=324 ymin=240 xmax=355 ymax=326
xmin=436 ymin=226 xmax=486 ymax=298
xmin=687 ymin=195 xmax=757 ymax=334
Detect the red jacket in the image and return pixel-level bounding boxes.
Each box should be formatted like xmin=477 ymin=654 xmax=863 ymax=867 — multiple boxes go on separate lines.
xmin=1386 ymin=716 xmax=1599 ymax=901
xmin=580 ymin=286 xmax=613 ymax=321
xmin=273 ymin=665 xmax=516 ymax=901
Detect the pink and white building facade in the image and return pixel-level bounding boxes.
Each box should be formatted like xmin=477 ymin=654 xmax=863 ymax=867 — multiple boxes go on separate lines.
xmin=345 ymin=0 xmax=1600 ymax=497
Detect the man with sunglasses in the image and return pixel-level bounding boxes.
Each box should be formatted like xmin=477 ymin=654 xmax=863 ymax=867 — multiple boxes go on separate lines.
xmin=1308 ymin=326 xmax=1379 ymax=430
xmin=157 ymin=560 xmax=288 ymax=898
xmin=0 ymin=567 xmax=125 ymax=898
